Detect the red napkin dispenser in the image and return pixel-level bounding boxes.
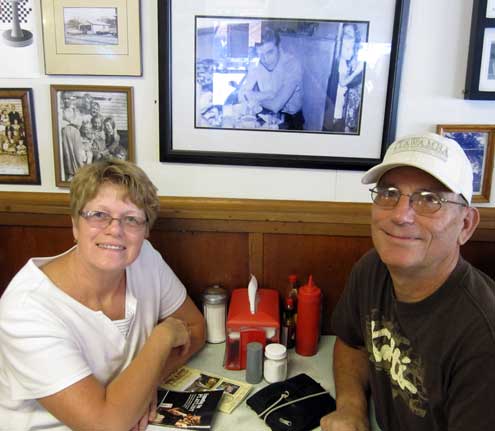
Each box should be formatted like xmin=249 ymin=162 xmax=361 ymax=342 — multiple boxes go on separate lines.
xmin=224 ymin=288 xmax=280 ymax=370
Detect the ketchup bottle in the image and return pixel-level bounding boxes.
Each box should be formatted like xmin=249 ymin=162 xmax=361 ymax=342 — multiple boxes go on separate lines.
xmin=295 ymin=275 xmax=321 ymax=356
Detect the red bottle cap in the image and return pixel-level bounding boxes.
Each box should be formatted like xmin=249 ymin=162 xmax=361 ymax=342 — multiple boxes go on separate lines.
xmin=298 ymin=275 xmax=321 ymax=301
xmin=288 ymin=274 xmax=297 ymax=283
xmin=299 ymin=275 xmax=320 ymax=296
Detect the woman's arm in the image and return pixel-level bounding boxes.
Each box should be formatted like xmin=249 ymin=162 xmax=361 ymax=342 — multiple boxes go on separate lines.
xmin=158 ymin=295 xmax=206 ymax=381
xmin=38 ymin=317 xmax=191 ymax=431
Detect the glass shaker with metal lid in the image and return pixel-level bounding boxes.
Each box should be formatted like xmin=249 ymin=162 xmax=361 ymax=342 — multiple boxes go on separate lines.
xmin=201 ymin=285 xmax=228 ymax=343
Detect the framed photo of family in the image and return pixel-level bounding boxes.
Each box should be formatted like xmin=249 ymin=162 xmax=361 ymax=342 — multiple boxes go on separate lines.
xmin=50 ymin=84 xmax=135 ymax=187
xmin=0 ymin=88 xmax=40 ymax=184
xmin=40 ymin=0 xmax=142 ymax=76
xmin=437 ymin=124 xmax=495 ymax=202
xmin=158 ymin=0 xmax=410 ymax=170
xmin=465 ymin=0 xmax=495 ymax=99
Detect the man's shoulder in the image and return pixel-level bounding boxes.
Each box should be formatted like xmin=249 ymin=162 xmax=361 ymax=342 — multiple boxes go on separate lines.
xmin=348 ymin=248 xmax=389 ymax=288
xmin=353 ymin=248 xmax=385 ymax=271
xmin=279 ymin=49 xmax=302 ymax=69
xmin=462 ymin=261 xmax=495 ymax=325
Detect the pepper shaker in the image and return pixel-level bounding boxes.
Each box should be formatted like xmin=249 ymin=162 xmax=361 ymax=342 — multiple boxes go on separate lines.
xmin=201 ymin=285 xmax=228 ymax=343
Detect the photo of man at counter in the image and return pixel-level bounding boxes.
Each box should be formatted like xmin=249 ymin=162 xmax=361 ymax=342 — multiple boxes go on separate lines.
xmin=237 ymin=27 xmax=304 ymax=130
xmin=195 ymin=17 xmax=367 ymax=133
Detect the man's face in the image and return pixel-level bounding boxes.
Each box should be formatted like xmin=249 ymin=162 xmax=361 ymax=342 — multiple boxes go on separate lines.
xmin=257 ymin=41 xmax=280 ymax=71
xmin=371 ymin=166 xmax=468 ymax=276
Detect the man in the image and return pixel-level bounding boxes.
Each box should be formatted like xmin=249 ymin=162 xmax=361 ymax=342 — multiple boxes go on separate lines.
xmin=321 ymin=133 xmax=495 ymax=430
xmin=8 ymin=103 xmax=22 ymax=126
xmin=238 ymin=27 xmax=304 ymax=130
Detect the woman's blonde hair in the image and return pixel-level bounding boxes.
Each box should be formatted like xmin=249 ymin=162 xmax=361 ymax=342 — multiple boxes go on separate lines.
xmin=70 ymin=159 xmax=160 ymax=228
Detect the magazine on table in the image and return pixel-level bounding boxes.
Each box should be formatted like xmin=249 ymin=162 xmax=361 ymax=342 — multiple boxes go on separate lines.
xmin=150 ymin=388 xmax=223 ymax=429
xmin=160 ymin=366 xmax=252 ymax=414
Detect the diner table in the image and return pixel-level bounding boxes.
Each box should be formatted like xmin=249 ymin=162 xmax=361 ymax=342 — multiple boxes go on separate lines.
xmin=148 ymin=335 xmax=381 ymax=431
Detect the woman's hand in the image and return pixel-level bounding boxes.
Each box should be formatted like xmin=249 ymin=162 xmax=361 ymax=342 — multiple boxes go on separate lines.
xmin=156 ymin=317 xmax=191 ymax=354
xmin=129 ymin=391 xmax=158 ymax=431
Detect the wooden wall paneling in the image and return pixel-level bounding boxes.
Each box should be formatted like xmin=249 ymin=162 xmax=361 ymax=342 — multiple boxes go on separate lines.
xmin=248 ymin=232 xmax=263 ymax=282
xmin=0 ymin=225 xmax=73 ymax=296
xmin=148 ymin=230 xmax=250 ymax=310
xmin=461 ymin=240 xmax=495 ymax=280
xmin=2 ymin=192 xmax=495 ymax=335
xmin=262 ymin=234 xmax=374 ymax=334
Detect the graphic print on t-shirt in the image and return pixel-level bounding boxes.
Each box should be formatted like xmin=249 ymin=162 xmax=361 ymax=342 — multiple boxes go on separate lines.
xmin=365 ymin=309 xmax=428 ymax=417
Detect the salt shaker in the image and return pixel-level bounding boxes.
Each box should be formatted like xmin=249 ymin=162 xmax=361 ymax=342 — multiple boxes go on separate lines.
xmin=201 ymin=285 xmax=227 ymax=343
xmin=263 ymin=343 xmax=287 ymax=383
xmin=245 ymin=342 xmax=263 ymax=384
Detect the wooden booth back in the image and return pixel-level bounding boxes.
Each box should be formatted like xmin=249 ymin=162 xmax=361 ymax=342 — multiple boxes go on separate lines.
xmin=1 ymin=192 xmax=495 ymax=335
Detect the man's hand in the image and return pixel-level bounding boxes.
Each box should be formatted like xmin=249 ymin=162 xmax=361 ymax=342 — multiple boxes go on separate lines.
xmin=320 ymin=407 xmax=370 ymax=431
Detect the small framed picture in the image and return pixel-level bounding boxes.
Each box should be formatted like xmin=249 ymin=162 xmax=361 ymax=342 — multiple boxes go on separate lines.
xmin=50 ymin=85 xmax=135 ymax=187
xmin=437 ymin=124 xmax=495 ymax=202
xmin=0 ymin=88 xmax=40 ymax=184
xmin=40 ymin=0 xmax=142 ymax=76
xmin=465 ymin=0 xmax=495 ymax=99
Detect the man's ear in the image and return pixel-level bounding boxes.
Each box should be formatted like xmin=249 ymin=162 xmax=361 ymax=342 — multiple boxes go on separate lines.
xmin=458 ymin=207 xmax=480 ymax=246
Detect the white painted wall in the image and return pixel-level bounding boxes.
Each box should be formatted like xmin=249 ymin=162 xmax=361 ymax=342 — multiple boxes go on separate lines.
xmin=1 ymin=0 xmax=494 ymax=206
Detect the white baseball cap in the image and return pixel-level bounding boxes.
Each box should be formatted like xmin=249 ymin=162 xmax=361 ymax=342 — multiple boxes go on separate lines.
xmin=361 ymin=133 xmax=473 ymax=203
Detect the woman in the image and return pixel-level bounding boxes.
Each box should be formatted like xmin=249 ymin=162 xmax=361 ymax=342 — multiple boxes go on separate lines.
xmin=60 ymin=92 xmax=84 ymax=181
xmin=104 ymin=116 xmax=127 ymax=160
xmin=0 ymin=159 xmax=206 ymax=430
xmin=91 ymin=114 xmax=110 ymax=161
xmin=323 ymin=22 xmax=364 ymax=133
xmin=79 ymin=120 xmax=94 ymax=165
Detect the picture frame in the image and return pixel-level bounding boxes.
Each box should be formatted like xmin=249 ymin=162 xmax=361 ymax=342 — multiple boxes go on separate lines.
xmin=40 ymin=0 xmax=142 ymax=76
xmin=0 ymin=88 xmax=40 ymax=185
xmin=437 ymin=124 xmax=494 ymax=203
xmin=465 ymin=0 xmax=495 ymax=99
xmin=50 ymin=84 xmax=135 ymax=187
xmin=158 ymin=0 xmax=410 ymax=170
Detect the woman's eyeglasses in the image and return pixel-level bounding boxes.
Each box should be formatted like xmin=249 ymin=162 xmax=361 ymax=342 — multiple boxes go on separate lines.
xmin=79 ymin=210 xmax=147 ymax=231
xmin=369 ymin=186 xmax=467 ymax=215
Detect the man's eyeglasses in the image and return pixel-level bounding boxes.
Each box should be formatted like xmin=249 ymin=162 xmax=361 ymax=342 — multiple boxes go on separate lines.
xmin=79 ymin=210 xmax=147 ymax=231
xmin=369 ymin=186 xmax=467 ymax=215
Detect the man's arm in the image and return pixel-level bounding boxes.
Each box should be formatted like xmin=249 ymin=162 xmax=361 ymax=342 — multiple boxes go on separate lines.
xmin=320 ymin=337 xmax=370 ymax=431
xmin=248 ymin=83 xmax=295 ymax=114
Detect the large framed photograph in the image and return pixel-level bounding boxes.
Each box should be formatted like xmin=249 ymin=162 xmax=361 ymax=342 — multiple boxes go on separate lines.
xmin=437 ymin=124 xmax=494 ymax=203
xmin=465 ymin=0 xmax=495 ymax=99
xmin=158 ymin=0 xmax=410 ymax=170
xmin=50 ymin=85 xmax=134 ymax=187
xmin=0 ymin=88 xmax=40 ymax=184
xmin=40 ymin=0 xmax=142 ymax=76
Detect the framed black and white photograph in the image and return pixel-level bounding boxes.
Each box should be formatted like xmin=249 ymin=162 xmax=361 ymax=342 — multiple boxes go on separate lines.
xmin=50 ymin=85 xmax=134 ymax=187
xmin=159 ymin=0 xmax=410 ymax=170
xmin=195 ymin=17 xmax=368 ymax=135
xmin=0 ymin=88 xmax=40 ymax=184
xmin=465 ymin=0 xmax=495 ymax=99
xmin=40 ymin=0 xmax=142 ymax=76
xmin=62 ymin=7 xmax=118 ymax=46
xmin=437 ymin=124 xmax=494 ymax=203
